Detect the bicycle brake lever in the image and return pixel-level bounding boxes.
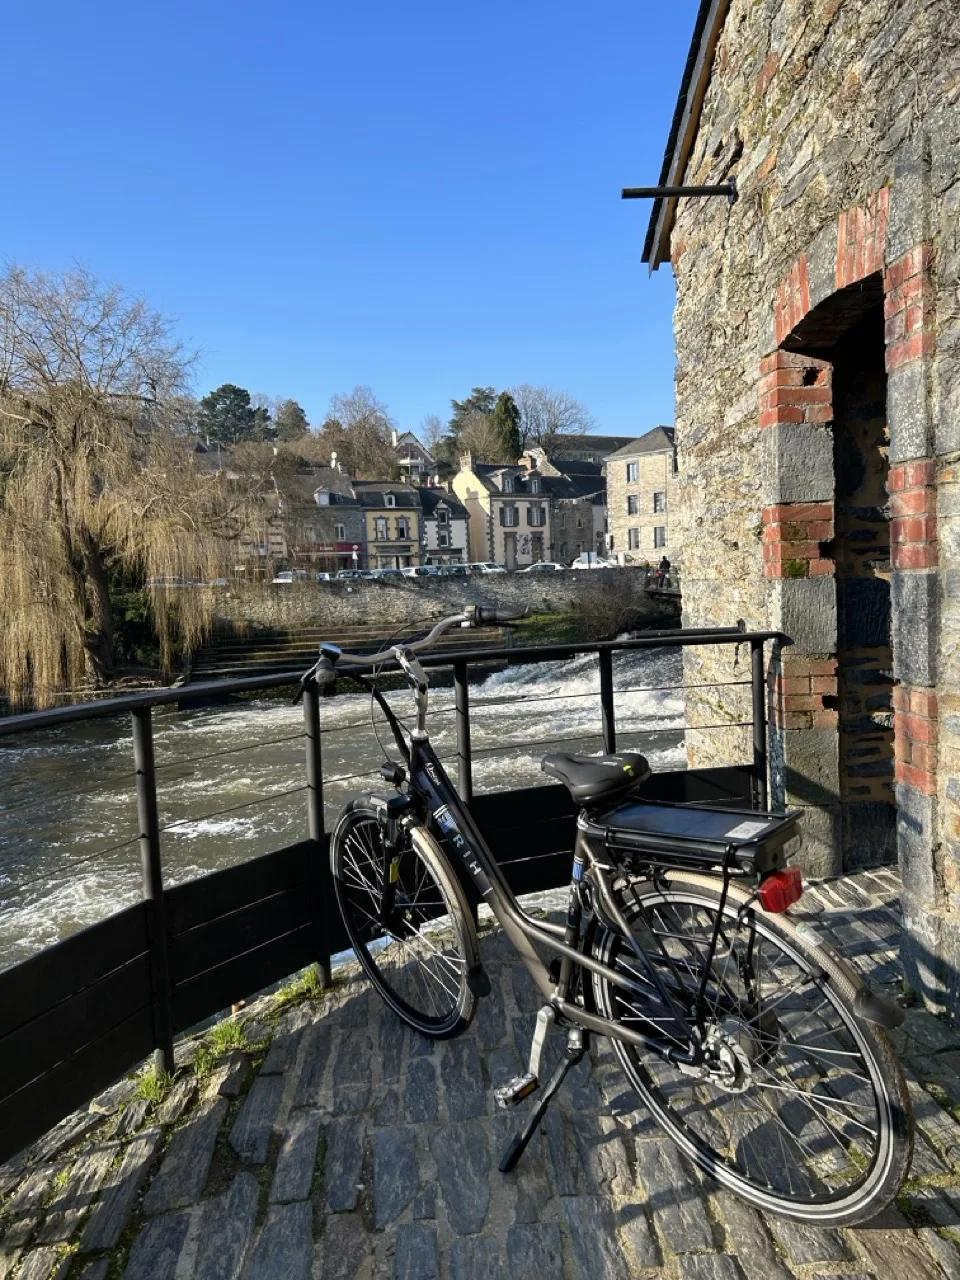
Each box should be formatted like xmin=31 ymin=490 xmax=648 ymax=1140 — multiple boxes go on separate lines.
xmin=292 ymin=663 xmax=319 ymax=705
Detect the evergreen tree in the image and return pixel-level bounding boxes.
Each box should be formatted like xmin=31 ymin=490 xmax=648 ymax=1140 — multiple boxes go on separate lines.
xmin=197 ymin=384 xmax=262 ymax=445
xmin=491 ymin=391 xmax=522 ymax=461
xmin=448 ymin=387 xmax=497 ymax=436
xmin=275 ymin=398 xmax=309 ymax=441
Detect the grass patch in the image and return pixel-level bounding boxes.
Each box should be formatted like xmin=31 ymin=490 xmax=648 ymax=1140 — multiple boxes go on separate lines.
xmin=275 ymin=964 xmax=325 ymax=1010
xmin=135 ymin=1065 xmax=172 ymax=1103
xmin=193 ymin=1017 xmax=252 ymax=1080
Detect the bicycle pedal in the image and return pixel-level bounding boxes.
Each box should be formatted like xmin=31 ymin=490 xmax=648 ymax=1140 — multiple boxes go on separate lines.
xmin=494 ymin=1073 xmax=538 ymax=1109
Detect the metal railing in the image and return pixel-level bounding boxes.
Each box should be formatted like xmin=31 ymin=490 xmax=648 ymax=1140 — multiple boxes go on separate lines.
xmin=0 ymin=624 xmax=783 ymax=1165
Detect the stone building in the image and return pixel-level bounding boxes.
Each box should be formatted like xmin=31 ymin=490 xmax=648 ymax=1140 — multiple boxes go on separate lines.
xmin=644 ymin=0 xmax=959 ymax=1007
xmin=519 ymin=451 xmax=608 ymax=563
xmin=453 ymin=456 xmax=549 ymax=568
xmin=604 ymin=427 xmax=678 ymax=564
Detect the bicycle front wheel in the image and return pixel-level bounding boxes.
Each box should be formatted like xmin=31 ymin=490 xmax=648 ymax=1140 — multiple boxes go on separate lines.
xmin=591 ymin=870 xmax=912 ymax=1226
xmin=331 ymin=802 xmax=478 ymax=1038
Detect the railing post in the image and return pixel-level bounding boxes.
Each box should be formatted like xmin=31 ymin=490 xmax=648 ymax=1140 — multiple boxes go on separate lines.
xmin=599 ymin=649 xmax=616 ymax=754
xmin=132 ymin=708 xmax=174 ymax=1076
xmin=303 ymin=681 xmax=332 ymax=988
xmin=750 ymin=640 xmax=768 ymax=811
xmin=454 ymin=661 xmax=473 ymax=804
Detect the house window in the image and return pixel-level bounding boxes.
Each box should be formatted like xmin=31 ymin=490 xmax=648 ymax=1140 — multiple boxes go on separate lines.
xmin=375 ymin=517 xmax=388 ymax=541
xmin=500 ymin=505 xmax=519 ymax=527
xmin=335 ymin=523 xmax=345 ymax=541
xmin=559 ymin=542 xmax=567 ymax=559
xmin=653 ymin=491 xmax=666 ymax=513
xmin=627 ymin=528 xmax=641 ymax=550
xmin=654 ymin=526 xmax=667 ymax=548
xmin=437 ymin=507 xmax=449 ymax=525
xmin=396 ymin=517 xmax=410 ymax=539
xmin=576 ymin=512 xmax=583 ymax=529
xmin=530 ymin=474 xmax=541 ymax=492
xmin=626 ymin=462 xmax=639 ymax=483
xmin=384 ymin=494 xmax=396 ymax=508
xmin=502 ymin=475 xmax=514 ymax=493
xmin=558 ymin=509 xmax=566 ymax=528
xmin=527 ymin=505 xmax=546 ymax=527
xmin=438 ymin=530 xmax=450 ymax=548
xmin=627 ymin=494 xmax=639 ymax=515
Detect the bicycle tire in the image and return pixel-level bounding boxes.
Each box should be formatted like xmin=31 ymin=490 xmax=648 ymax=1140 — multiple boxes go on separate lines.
xmin=331 ymin=801 xmax=478 ymax=1038
xmin=591 ymin=869 xmax=912 ymax=1226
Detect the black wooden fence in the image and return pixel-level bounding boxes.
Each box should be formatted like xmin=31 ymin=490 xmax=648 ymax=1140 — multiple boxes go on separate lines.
xmin=0 ymin=624 xmax=783 ymax=1166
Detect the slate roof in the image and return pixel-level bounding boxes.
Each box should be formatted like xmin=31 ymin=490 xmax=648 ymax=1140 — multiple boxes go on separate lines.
xmin=418 ymin=487 xmax=469 ymax=519
xmin=604 ymin=426 xmax=676 ymax=461
xmin=352 ymin=481 xmax=421 ymax=510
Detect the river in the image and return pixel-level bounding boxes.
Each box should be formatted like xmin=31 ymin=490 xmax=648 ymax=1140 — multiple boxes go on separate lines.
xmin=0 ymin=646 xmax=684 ymax=971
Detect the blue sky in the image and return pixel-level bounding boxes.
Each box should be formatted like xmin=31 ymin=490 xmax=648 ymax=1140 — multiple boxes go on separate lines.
xmin=3 ymin=1 xmax=695 ymax=437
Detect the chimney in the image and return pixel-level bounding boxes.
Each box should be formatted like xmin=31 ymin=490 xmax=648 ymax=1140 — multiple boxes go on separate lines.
xmin=459 ymin=451 xmax=473 ymax=472
xmin=330 ymin=450 xmax=338 ymax=469
xmin=391 ymin=429 xmax=398 ymax=447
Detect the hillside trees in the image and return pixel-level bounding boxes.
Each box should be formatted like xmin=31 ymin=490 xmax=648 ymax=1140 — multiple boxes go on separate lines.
xmin=198 ymin=383 xmax=274 ymax=444
xmin=0 ymin=266 xmax=261 ymax=704
xmin=275 ymin=397 xmax=309 ymax=441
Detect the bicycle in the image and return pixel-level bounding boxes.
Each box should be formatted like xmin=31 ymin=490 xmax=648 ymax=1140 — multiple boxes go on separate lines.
xmin=299 ymin=607 xmax=913 ymax=1226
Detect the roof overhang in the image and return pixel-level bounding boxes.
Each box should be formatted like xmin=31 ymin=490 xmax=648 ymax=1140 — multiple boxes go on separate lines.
xmin=642 ymin=0 xmax=731 ymax=270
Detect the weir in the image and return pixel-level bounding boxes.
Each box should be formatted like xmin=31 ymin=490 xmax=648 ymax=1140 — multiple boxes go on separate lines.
xmin=0 ymin=625 xmax=781 ymax=1166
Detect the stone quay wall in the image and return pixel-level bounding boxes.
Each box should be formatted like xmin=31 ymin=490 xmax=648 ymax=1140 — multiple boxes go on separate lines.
xmin=211 ymin=568 xmax=679 ymax=634
xmin=664 ymin=0 xmax=960 ymax=1007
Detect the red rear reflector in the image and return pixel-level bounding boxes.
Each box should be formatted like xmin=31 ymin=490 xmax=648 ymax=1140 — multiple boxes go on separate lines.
xmin=759 ymin=866 xmax=803 ymax=913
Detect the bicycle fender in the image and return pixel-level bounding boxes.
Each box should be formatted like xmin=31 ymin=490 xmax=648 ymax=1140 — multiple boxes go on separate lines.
xmin=656 ymin=870 xmax=906 ymax=1031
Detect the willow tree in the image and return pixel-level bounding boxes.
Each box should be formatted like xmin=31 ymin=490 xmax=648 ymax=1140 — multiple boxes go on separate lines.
xmin=0 ymin=266 xmax=257 ymax=705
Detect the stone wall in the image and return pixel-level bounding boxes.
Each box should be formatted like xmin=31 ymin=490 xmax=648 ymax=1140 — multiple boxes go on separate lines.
xmin=211 ymin=568 xmax=679 ymax=634
xmin=664 ymin=0 xmax=960 ymax=1006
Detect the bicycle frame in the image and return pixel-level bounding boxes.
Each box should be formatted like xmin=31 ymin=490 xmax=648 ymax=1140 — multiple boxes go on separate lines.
xmin=367 ymin=670 xmax=710 ymax=1069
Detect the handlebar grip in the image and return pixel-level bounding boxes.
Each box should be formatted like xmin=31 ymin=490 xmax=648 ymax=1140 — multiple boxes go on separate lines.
xmin=472 ymin=605 xmax=529 ymax=626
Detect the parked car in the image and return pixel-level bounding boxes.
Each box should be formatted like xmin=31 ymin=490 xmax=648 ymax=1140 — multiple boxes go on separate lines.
xmin=315 ymin=572 xmax=333 ymax=582
xmin=570 ymin=552 xmax=615 ymax=569
xmin=372 ymin=568 xmax=404 ymax=579
xmin=519 ymin=562 xmax=564 ymax=573
xmin=467 ymin=562 xmax=507 ymax=574
xmin=336 ymin=569 xmax=366 ymax=579
xmin=401 ymin=565 xmax=440 ymax=577
xmin=437 ymin=564 xmax=468 ymax=576
xmin=272 ymin=570 xmax=310 ymax=584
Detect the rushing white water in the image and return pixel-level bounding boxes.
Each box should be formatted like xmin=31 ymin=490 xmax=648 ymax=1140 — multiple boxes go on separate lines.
xmin=0 ymin=646 xmax=684 ymax=970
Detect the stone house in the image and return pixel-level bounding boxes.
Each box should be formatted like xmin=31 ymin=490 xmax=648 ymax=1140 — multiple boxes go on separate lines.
xmin=353 ymin=482 xmax=423 ymax=570
xmin=519 ymin=451 xmax=608 ymax=563
xmin=391 ymin=430 xmax=434 ymax=483
xmin=452 ymin=455 xmax=549 ymax=568
xmin=419 ymin=486 xmax=470 ymax=565
xmin=644 ymin=0 xmax=959 ymax=1007
xmin=604 ymin=427 xmax=678 ymax=564
xmin=281 ymin=468 xmax=365 ymax=573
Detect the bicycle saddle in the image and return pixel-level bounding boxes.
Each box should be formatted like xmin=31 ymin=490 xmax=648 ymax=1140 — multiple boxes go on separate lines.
xmin=541 ymin=751 xmax=650 ymax=806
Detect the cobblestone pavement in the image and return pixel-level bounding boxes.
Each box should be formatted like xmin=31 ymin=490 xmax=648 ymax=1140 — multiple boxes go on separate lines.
xmin=7 ymin=866 xmax=960 ymax=1278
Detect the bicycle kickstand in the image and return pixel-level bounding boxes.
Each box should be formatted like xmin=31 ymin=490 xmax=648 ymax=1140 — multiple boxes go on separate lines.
xmin=496 ymin=1010 xmax=587 ymax=1174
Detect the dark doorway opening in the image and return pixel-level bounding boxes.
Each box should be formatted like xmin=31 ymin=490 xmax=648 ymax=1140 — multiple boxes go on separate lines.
xmin=831 ymin=305 xmax=895 ymax=866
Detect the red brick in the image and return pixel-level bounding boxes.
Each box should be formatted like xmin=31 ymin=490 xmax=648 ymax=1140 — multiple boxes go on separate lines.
xmin=808 ymin=558 xmax=835 ymax=576
xmin=764 ymin=502 xmax=833 ymax=522
xmin=812 ymin=709 xmax=839 ymax=728
xmin=803 ymin=404 xmax=835 ymax=424
xmin=896 ymin=760 xmax=937 ymax=795
xmin=766 ymin=541 xmax=822 ymax=561
xmin=781 ymin=677 xmax=811 ymax=695
xmin=892 ymin=515 xmax=937 ymax=544
xmin=792 ymin=658 xmax=838 ymax=676
xmin=887 ymin=331 xmax=936 ymax=371
xmin=810 ymin=676 xmax=838 ymax=695
xmin=892 ymin=685 xmax=911 ymax=711
xmin=910 ymin=689 xmax=939 ymax=718
xmin=906 ymin=460 xmax=937 ymax=487
xmin=782 ymin=712 xmax=814 ymax=730
xmin=897 ymin=711 xmax=938 ymax=745
xmin=888 ymin=465 xmax=907 ymax=492
xmin=895 ymin=733 xmax=912 ymax=762
xmin=911 ymin=742 xmax=939 ymax=773
xmin=784 ymin=694 xmax=825 ymax=712
xmin=884 ymin=311 xmax=906 ymax=345
xmin=890 ymin=488 xmax=932 ymax=517
xmin=893 ymin=543 xmax=939 ymax=569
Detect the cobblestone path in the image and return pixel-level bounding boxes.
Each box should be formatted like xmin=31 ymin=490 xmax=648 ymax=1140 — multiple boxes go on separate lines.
xmin=6 ymin=866 xmax=960 ymax=1278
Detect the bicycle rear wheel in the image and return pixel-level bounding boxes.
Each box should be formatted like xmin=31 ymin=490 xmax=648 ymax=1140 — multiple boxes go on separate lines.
xmin=331 ymin=802 xmax=478 ymax=1038
xmin=591 ymin=870 xmax=912 ymax=1226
